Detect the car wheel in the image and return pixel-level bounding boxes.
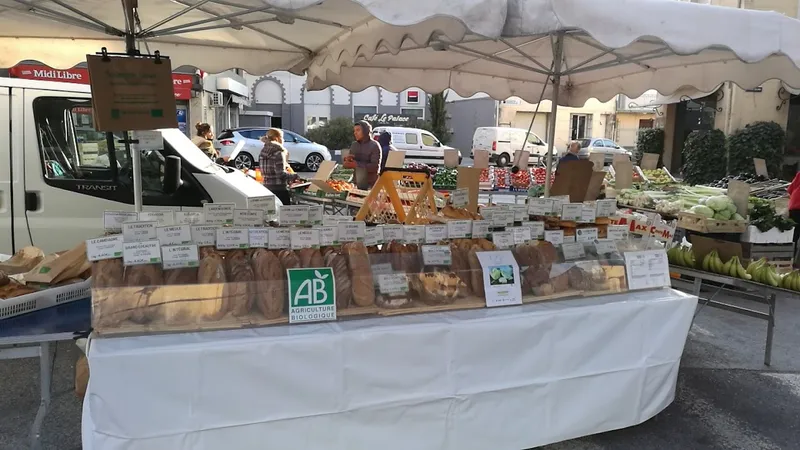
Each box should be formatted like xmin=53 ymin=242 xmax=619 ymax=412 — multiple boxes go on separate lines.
xmin=304 ymin=153 xmax=324 ymax=172
xmin=496 ymin=153 xmax=510 ymax=167
xmin=233 ymin=153 xmax=255 ymax=170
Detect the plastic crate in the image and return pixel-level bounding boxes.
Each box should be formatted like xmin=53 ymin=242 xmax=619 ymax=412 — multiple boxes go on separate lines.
xmin=0 ymin=278 xmax=91 ymax=320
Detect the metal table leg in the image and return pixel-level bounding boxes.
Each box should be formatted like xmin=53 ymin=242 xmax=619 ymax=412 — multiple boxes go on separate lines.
xmin=692 ymin=277 xmax=702 ymax=297
xmin=765 ymin=293 xmax=776 ymax=367
xmin=30 ymin=342 xmax=53 ymax=450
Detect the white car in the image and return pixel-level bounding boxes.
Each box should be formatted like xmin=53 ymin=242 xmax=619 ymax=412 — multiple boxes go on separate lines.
xmin=216 ymin=127 xmax=332 ymax=171
xmin=471 ymin=126 xmax=553 ymax=167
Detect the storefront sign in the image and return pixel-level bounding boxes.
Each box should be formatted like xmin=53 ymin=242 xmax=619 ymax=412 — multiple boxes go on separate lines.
xmin=476 ymin=251 xmax=522 ymax=308
xmin=287 ymin=268 xmax=337 ymax=324
xmin=356 ymin=113 xmax=418 ymax=127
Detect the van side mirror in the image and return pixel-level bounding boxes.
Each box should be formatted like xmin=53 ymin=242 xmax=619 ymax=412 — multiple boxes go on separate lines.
xmin=163 ymin=155 xmax=181 ymax=195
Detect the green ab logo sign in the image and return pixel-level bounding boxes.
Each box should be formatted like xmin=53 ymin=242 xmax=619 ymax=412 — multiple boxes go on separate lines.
xmin=287 ymin=268 xmax=337 ymax=323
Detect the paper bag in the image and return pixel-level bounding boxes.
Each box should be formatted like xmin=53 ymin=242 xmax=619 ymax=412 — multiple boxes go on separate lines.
xmin=25 ymin=242 xmax=88 ymax=285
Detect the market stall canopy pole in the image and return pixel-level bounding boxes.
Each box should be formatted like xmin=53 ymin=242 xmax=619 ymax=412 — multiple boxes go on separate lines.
xmin=0 ymin=0 xmax=510 ymax=73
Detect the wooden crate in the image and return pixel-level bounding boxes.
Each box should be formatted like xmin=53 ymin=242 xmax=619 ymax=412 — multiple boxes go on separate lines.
xmin=677 ymin=212 xmax=747 ymax=233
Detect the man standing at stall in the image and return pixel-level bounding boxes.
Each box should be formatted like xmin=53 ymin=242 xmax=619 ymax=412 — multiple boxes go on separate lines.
xmin=344 ymin=120 xmax=382 ymax=190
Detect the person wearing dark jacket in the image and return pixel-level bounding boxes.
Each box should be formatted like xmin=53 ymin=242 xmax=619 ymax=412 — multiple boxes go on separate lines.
xmin=377 ymin=131 xmax=396 ymax=173
xmin=344 ymin=120 xmax=382 ymax=189
xmin=259 ymin=128 xmax=298 ymax=206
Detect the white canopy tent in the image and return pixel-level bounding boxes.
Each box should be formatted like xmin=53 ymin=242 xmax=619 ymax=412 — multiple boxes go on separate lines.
xmin=304 ymin=0 xmax=800 ymax=192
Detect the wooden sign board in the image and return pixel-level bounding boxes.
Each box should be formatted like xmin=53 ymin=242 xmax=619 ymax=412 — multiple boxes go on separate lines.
xmin=472 ymin=150 xmax=490 ymax=169
xmin=753 ymin=158 xmax=769 ymax=178
xmin=86 ymin=55 xmax=178 ymax=131
xmin=613 ymin=160 xmax=634 ymax=190
xmin=385 ymin=150 xmax=405 ymax=169
xmin=727 ymin=180 xmax=750 ymax=218
xmin=550 ymin=159 xmax=594 ymax=202
xmin=584 ymin=171 xmax=607 ymax=201
xmin=640 ymin=153 xmax=660 ymax=170
xmin=456 ymin=167 xmax=481 ymax=213
xmin=512 ymin=150 xmax=530 ymax=169
xmin=443 ymin=149 xmax=460 ymax=168
xmin=589 ymin=153 xmax=605 ymax=171
xmin=307 ymin=160 xmax=337 ymax=193
xmin=613 ymin=153 xmax=631 ymax=164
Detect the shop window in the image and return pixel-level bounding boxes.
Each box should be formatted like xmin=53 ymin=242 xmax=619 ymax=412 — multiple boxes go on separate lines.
xmin=401 ymin=108 xmax=424 ymax=119
xmin=638 ymin=119 xmax=654 ymax=129
xmin=306 ymin=116 xmax=328 ymax=130
xmin=354 ymin=105 xmax=378 ymax=119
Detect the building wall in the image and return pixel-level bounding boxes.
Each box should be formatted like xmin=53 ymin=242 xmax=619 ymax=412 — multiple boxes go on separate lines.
xmin=445 ymin=97 xmax=498 ymax=154
xmin=615 ymin=112 xmax=656 ymax=148
xmin=714 ymin=80 xmax=789 ymax=134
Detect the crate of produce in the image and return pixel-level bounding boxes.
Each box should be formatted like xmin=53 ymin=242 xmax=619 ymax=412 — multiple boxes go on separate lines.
xmin=329 ymin=168 xmax=354 ymax=182
xmin=741 ymin=226 xmax=795 ymax=244
xmin=677 ymin=212 xmax=748 ymax=233
xmin=0 ymin=278 xmax=91 ymax=320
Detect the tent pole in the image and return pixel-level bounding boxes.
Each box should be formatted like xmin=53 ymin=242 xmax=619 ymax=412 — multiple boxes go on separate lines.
xmin=122 ymin=0 xmax=143 ymax=212
xmin=544 ymin=33 xmax=564 ymax=197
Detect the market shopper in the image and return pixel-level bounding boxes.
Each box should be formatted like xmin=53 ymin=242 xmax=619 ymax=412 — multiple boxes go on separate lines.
xmin=789 ymin=170 xmax=800 ymax=266
xmin=192 ymin=122 xmax=218 ymax=160
xmin=344 ymin=120 xmax=382 ymax=189
xmin=559 ymin=141 xmax=581 ymax=164
xmin=377 ymin=131 xmax=396 ymax=173
xmin=259 ymin=128 xmax=298 ymax=206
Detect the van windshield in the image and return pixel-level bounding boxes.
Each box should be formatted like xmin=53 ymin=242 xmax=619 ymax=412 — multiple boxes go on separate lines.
xmin=160 ymin=128 xmax=220 ymax=174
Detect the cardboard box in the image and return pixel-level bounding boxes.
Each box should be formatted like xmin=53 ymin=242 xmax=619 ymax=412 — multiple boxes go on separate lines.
xmin=690 ymin=235 xmax=742 ymax=263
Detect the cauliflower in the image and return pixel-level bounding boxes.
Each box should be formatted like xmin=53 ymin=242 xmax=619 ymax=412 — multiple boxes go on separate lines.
xmin=690 ymin=204 xmax=715 ymax=218
xmin=713 ymin=209 xmax=732 ymax=220
xmin=706 ymin=195 xmax=734 ymax=212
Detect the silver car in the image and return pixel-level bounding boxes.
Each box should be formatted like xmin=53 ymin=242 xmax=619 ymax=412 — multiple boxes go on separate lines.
xmin=575 ymin=138 xmax=631 ymax=163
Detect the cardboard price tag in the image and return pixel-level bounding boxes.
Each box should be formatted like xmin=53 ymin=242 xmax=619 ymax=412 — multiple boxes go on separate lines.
xmin=156 ymin=225 xmax=192 ymax=246
xmin=595 ymin=199 xmax=617 ymax=218
xmin=103 ymin=211 xmax=138 ymax=233
xmin=247 ymin=195 xmax=278 ymax=216
xmin=138 ymin=210 xmax=174 ymax=226
xmin=425 ymin=224 xmax=448 ymax=243
xmin=190 ymin=225 xmax=217 ymax=247
xmin=123 ymin=240 xmax=162 ymax=266
xmin=268 ymin=228 xmax=291 ymax=249
xmin=216 ymin=228 xmax=249 ymax=250
xmin=575 ymin=227 xmax=598 ymax=243
xmin=561 ymin=203 xmax=583 ymax=221
xmin=447 ymin=220 xmax=473 ymax=239
xmin=492 ymin=231 xmax=514 ymax=249
xmin=162 ymin=244 xmax=200 ymax=270
xmin=544 ymin=230 xmax=564 ymax=246
xmin=338 ymin=221 xmax=366 ymax=242
xmin=422 ymin=245 xmax=452 ymax=265
xmin=203 ymin=203 xmax=235 ymax=225
xmin=753 ymin=158 xmax=769 ymax=178
xmin=364 ymin=226 xmax=384 ymax=246
xmin=450 ymin=189 xmax=469 ymax=207
xmin=290 ymin=228 xmax=320 ymax=249
xmin=123 ymin=221 xmax=157 ymax=243
xmin=378 ymin=274 xmax=409 ymax=295
xmin=528 ymin=198 xmax=555 ymax=216
xmin=249 ymin=228 xmax=269 ymax=248
xmin=510 ymin=226 xmax=532 ymax=244
xmin=280 ymin=206 xmax=310 ymax=226
xmin=87 ymin=235 xmax=124 ymax=261
xmin=383 ymin=224 xmax=404 ymax=242
xmin=562 ymin=242 xmax=586 ymax=260
xmin=233 ymin=209 xmax=265 ymax=227
xmin=403 ymin=225 xmax=425 ymax=244
xmin=175 ymin=211 xmax=204 ymax=225
xmin=317 ymin=226 xmax=339 ymax=246
xmin=607 ymin=224 xmax=629 ymax=241
xmin=472 ymin=220 xmax=490 ymax=238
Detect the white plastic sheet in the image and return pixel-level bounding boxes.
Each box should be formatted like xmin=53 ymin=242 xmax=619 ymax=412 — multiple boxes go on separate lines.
xmin=82 ymin=288 xmax=697 ymax=450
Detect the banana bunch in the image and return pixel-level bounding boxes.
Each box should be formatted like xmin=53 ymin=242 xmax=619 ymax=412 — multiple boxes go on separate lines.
xmin=746 ymin=258 xmax=781 ymax=287
xmin=701 ymin=250 xmax=751 ymax=280
xmin=780 ymin=270 xmax=800 ymax=291
xmin=667 ymin=245 xmax=695 ymax=268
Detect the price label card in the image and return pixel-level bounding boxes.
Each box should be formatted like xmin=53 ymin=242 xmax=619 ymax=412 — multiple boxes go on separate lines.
xmin=544 ymin=229 xmax=564 ymax=246
xmin=607 ymin=224 xmax=629 ymax=240
xmin=308 ymin=205 xmax=323 ymax=226
xmin=216 ymin=228 xmax=249 ymax=250
xmin=268 ymin=228 xmax=291 ymax=249
xmin=175 ymin=211 xmax=204 ymax=225
xmin=247 ymin=195 xmax=277 ymax=216
xmin=425 ymin=224 xmax=448 ymax=243
xmin=87 ymin=235 xmax=124 ymax=261
xmin=138 ymin=210 xmax=174 ymax=226
xmin=510 ymin=226 xmax=532 ymax=244
xmin=551 ymin=195 xmax=570 ymax=214
xmin=364 ymin=226 xmax=384 ymax=246
xmin=579 ymin=205 xmax=596 ymax=224
xmin=290 ymin=228 xmax=320 ymax=249
xmin=492 ymin=231 xmax=514 ymax=249
xmin=563 ymin=235 xmax=576 ymax=243
xmin=576 ymin=227 xmax=598 ymax=243
xmin=123 ymin=221 xmax=157 ymax=243
xmin=480 ymin=206 xmax=498 ymax=223
xmin=494 ymin=209 xmax=516 ymax=227
xmin=316 ymin=226 xmax=339 ymax=246
xmin=203 ymin=203 xmax=235 ymax=225
xmin=528 ymin=198 xmax=554 ymax=216
xmin=562 ymin=242 xmax=586 ymax=260
xmin=157 ymin=225 xmax=192 ymax=246
xmin=447 ymin=220 xmax=473 ymax=239
xmin=249 ymin=228 xmax=269 ymax=248
xmin=472 ymin=220 xmax=491 ymax=238
xmin=595 ymin=199 xmax=617 ymax=218
xmin=422 ymin=245 xmax=452 ymax=266
xmin=378 ymin=274 xmax=409 ymax=295
xmin=475 ymin=250 xmax=523 ymax=308
xmin=279 ymin=205 xmax=310 ymax=226
xmin=450 ymin=188 xmax=469 ymax=207
xmin=234 ymin=209 xmax=265 ymax=227
xmin=383 ymin=224 xmax=404 ymax=242
xmin=511 ymin=204 xmax=528 ymax=222
xmin=338 ymin=221 xmax=366 ymax=242
xmin=323 ymin=215 xmax=345 ymax=226
xmin=527 ymin=221 xmax=545 ymax=239
xmin=594 ymin=239 xmax=619 ymax=255
xmin=103 ymin=211 xmax=138 ymax=233
xmin=403 ymin=225 xmax=425 ymax=244
xmin=624 ymin=249 xmax=670 ymax=290
xmin=191 ymin=225 xmax=217 ymax=247
xmin=561 ymin=203 xmax=583 ymax=221
xmin=162 ymin=244 xmax=200 ymax=269
xmin=123 ymin=240 xmax=162 ymax=266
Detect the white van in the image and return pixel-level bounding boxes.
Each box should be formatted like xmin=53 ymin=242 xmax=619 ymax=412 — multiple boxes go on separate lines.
xmin=372 ymin=126 xmax=456 ymax=165
xmin=0 ymin=78 xmax=276 ymax=255
xmin=471 ymin=127 xmax=552 ymax=167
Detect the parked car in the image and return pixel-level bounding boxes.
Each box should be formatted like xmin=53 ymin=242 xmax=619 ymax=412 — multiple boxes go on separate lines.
xmin=216 ymin=127 xmax=332 ymax=171
xmin=372 ymin=126 xmax=455 ymax=165
xmin=574 ymin=138 xmax=631 ymax=163
xmin=471 ymin=126 xmax=554 ymax=167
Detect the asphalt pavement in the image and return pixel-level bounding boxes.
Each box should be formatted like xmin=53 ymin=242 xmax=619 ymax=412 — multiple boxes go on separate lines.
xmin=2 ymin=289 xmax=800 ymax=450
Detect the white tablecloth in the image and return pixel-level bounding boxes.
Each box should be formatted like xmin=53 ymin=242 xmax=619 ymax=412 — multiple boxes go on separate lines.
xmin=82 ymin=288 xmax=697 ymax=450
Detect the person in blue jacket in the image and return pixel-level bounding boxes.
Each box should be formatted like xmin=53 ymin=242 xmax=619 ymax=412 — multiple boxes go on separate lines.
xmin=377 ymin=131 xmax=396 ymax=173
xmin=559 ymin=141 xmax=581 ymax=164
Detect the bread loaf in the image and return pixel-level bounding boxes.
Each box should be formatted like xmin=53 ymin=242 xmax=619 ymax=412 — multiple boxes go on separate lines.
xmin=343 ymin=241 xmax=375 ymax=307
xmin=250 ymin=249 xmax=285 ymax=319
xmin=225 ymin=252 xmax=255 ymax=317
xmin=322 ymin=247 xmax=352 ymax=310
xmin=124 ymin=264 xmax=163 ymax=323
xmin=92 ymin=259 xmax=124 ymax=289
xmin=450 ymin=240 xmax=472 ymax=295
xmin=164 ymin=268 xmax=198 ymax=285
xmin=298 ymin=248 xmax=325 ymax=268
xmin=277 ymin=249 xmax=301 ymax=308
xmin=90 ymin=259 xmax=128 ymax=328
xmin=196 ymin=251 xmax=228 ymax=321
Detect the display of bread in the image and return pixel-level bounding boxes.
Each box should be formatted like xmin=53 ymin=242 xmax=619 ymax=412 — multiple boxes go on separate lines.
xmin=322 ymin=247 xmax=352 ymax=310
xmin=0 ymin=246 xmax=45 ymax=273
xmin=224 ymin=250 xmax=255 ymax=317
xmin=124 ymin=264 xmax=163 ymax=324
xmin=250 ymin=249 xmax=285 ymax=319
xmin=343 ymin=241 xmax=375 ymax=307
